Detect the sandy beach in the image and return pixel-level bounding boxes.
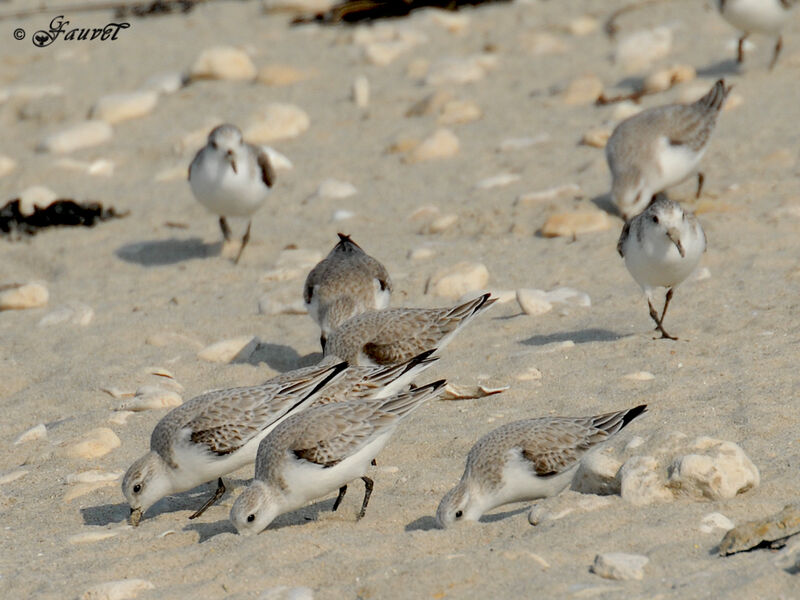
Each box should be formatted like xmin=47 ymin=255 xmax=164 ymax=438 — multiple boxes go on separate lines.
xmin=0 ymin=0 xmax=798 ymax=597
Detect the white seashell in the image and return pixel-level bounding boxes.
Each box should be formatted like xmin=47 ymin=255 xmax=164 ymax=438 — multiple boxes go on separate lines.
xmin=189 ymin=46 xmax=255 ymax=81
xmin=17 ymin=186 xmax=57 ymax=215
xmin=37 ymin=303 xmax=94 ymax=327
xmin=108 ymin=410 xmax=134 ymax=426
xmin=442 ymin=381 xmax=509 ymax=400
xmin=314 ymin=179 xmax=357 ymax=200
xmin=38 ymin=120 xmax=113 ymax=154
xmin=0 ymin=282 xmax=49 ymax=310
xmin=0 ymin=469 xmax=29 ymax=484
xmin=428 ymin=262 xmax=489 ymax=298
xmin=497 ymin=134 xmax=549 ymax=152
xmin=352 ymin=75 xmax=369 ymax=108
xmin=66 ymin=470 xmax=123 ymax=484
xmin=90 ymin=91 xmax=158 ymax=124
xmin=64 ymin=428 xmax=121 ymax=459
xmin=405 ymin=129 xmax=459 ymax=163
xmin=80 ymin=578 xmax=154 ymax=600
xmin=68 ymin=529 xmax=123 ymax=545
xmin=14 ymin=423 xmax=47 ymax=445
xmin=0 ymin=154 xmax=17 ymax=177
xmin=517 ymin=289 xmax=552 ymax=316
xmin=516 ymin=183 xmax=582 ymax=206
xmin=141 ymin=71 xmax=186 ymax=95
xmin=475 ymin=173 xmax=520 ymax=190
xmin=244 ymin=103 xmax=310 ymax=144
xmin=116 ymin=386 xmax=182 ymax=412
xmin=197 ymin=336 xmax=258 ymax=363
xmin=624 ymin=371 xmax=655 ymax=381
xmin=63 ymin=481 xmax=117 ymax=502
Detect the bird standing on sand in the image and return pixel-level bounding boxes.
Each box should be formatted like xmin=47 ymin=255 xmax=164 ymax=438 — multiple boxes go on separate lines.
xmin=617 ymin=196 xmax=706 ymax=340
xmin=304 ymin=234 xmax=392 ymax=351
xmin=606 ymin=79 xmax=730 ymax=221
xmin=189 ymin=124 xmax=275 ymax=264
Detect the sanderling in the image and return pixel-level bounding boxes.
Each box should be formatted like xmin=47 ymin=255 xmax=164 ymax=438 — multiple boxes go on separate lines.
xmin=435 ymin=405 xmax=647 ymax=528
xmin=304 ymin=233 xmax=392 ymax=350
xmin=324 ymin=292 xmax=497 ymax=366
xmin=188 ymin=124 xmax=275 ymax=264
xmin=617 ymin=195 xmax=707 ymax=340
xmin=606 ymin=79 xmax=730 ymax=220
xmin=230 ymin=380 xmax=446 ymax=534
xmin=716 ymin=0 xmax=797 ymax=68
xmin=121 ymin=352 xmax=437 ymax=526
xmin=122 ymin=361 xmax=346 ymax=526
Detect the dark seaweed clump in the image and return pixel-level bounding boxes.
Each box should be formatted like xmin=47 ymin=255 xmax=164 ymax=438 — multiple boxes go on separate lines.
xmin=0 ymin=199 xmax=127 ymax=237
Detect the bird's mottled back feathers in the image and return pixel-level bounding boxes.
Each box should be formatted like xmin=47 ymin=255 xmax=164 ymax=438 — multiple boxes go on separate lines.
xmin=466 ymin=406 xmax=647 ymax=488
xmin=149 ymin=362 xmax=347 ymax=466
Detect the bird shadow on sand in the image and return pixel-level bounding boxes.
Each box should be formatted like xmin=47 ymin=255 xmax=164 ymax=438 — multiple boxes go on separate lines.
xmin=115 ymin=237 xmax=220 ymax=266
xmin=405 ymin=516 xmax=439 ymax=531
xmin=80 ymin=502 xmax=131 ymax=527
xmin=406 ymin=506 xmax=529 ymax=531
xmin=696 ymin=58 xmax=742 ymax=78
xmin=590 ymin=193 xmax=622 ymax=219
xmin=184 ymin=519 xmax=238 ymax=542
xmin=521 ymin=328 xmax=628 ymax=346
xmin=480 ymin=506 xmax=529 ymax=523
xmin=242 ymin=342 xmax=321 ymax=372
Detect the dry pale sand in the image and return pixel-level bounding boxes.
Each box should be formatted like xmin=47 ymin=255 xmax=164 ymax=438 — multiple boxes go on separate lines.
xmin=0 ymin=0 xmax=798 ymax=598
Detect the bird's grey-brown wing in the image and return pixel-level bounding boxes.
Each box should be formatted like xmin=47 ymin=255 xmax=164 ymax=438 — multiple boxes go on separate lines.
xmin=289 ymin=401 xmax=395 ymax=467
xmin=304 ymin=258 xmax=327 ymax=304
xmin=517 ymin=419 xmax=607 ymax=476
xmin=252 ymin=144 xmax=276 ymax=188
xmin=361 ymin=309 xmax=446 ymax=365
xmin=617 ymin=220 xmax=631 ymax=257
xmin=661 ymin=80 xmax=728 ymax=152
xmin=156 ymin=363 xmax=347 ymax=462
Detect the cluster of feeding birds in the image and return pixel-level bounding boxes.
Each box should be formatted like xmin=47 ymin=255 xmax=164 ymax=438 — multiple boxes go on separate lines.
xmin=120 ymin=2 xmax=794 ymax=533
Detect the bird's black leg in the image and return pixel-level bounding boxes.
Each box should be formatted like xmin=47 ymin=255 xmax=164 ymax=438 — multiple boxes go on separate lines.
xmin=737 ymin=34 xmax=748 ymax=64
xmin=769 ymin=35 xmax=783 ymax=70
xmin=189 ymin=478 xmax=226 ymax=520
xmin=356 ymin=476 xmax=374 ymax=520
xmin=233 ymin=220 xmax=251 ymax=265
xmin=696 ymin=172 xmax=705 ymax=199
xmin=655 ymin=289 xmax=678 ymax=340
xmin=219 ymin=217 xmax=232 ymax=241
xmin=332 ymin=485 xmax=347 ymax=512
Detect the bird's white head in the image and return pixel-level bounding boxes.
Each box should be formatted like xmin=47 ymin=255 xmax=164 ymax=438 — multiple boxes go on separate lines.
xmin=611 ymin=170 xmax=650 ymax=221
xmin=230 ymin=480 xmax=282 ymax=535
xmin=436 ymin=480 xmax=481 ymax=529
xmin=122 ymin=451 xmax=172 ymax=526
xmin=207 ymin=124 xmax=244 ymax=171
xmin=643 ymin=196 xmax=687 ymax=257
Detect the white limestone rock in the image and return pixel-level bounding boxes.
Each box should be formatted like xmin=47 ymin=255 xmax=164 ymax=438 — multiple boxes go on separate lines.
xmin=591 ymin=553 xmax=649 ymax=581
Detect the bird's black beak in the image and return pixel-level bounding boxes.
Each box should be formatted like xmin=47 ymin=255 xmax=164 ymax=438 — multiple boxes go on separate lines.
xmin=226 ymin=150 xmax=237 ymax=174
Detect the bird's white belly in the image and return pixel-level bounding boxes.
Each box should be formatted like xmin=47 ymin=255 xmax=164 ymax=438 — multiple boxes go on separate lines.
xmin=168 ymin=434 xmax=262 ymax=494
xmin=281 ymin=433 xmax=390 ymax=513
xmin=625 ymin=236 xmax=701 ymax=290
xmin=721 ymin=0 xmax=789 ymax=34
xmin=373 ymin=280 xmax=391 ymax=310
xmin=190 ymin=159 xmax=269 ymax=217
xmin=306 ymin=289 xmax=321 ymax=326
xmin=654 ymin=137 xmax=704 ymax=191
xmin=490 ymin=451 xmax=578 ymax=509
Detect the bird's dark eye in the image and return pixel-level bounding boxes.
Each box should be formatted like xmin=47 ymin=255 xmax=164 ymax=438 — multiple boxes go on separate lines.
xmin=652 ymin=215 xmax=659 ymax=224
xmin=247 ymin=514 xmax=255 ymax=523
xmin=455 ymin=510 xmax=463 ymax=519
xmin=211 ymin=141 xmax=218 ymax=150
xmin=133 ymin=484 xmax=142 ymax=494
